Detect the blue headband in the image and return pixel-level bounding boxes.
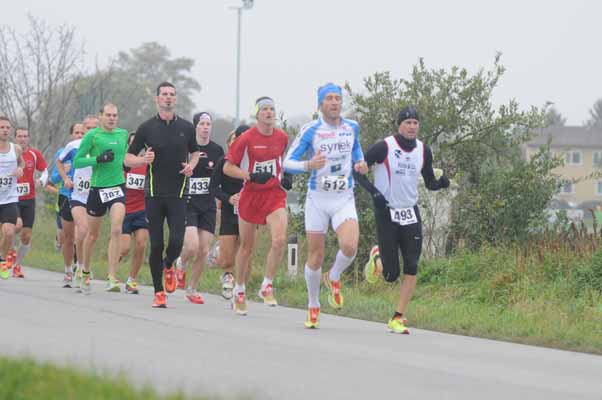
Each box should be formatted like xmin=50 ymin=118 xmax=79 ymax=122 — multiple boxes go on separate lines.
xmin=317 ymin=83 xmax=342 ymax=107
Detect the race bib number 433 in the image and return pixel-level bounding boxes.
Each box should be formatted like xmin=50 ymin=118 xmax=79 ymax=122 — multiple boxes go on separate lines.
xmin=252 ymin=159 xmax=277 ymax=176
xmin=99 ymin=186 xmax=124 ymax=203
xmin=320 ymin=175 xmax=348 ymax=192
xmin=390 ymin=207 xmax=418 ymax=226
xmin=189 ymin=177 xmax=210 ymax=195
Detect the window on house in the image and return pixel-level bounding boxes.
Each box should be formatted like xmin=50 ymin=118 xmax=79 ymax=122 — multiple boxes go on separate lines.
xmin=596 ymin=182 xmax=602 ymax=196
xmin=560 ymin=182 xmax=575 ymax=194
xmin=594 ymin=152 xmax=602 ymax=167
xmin=564 ymin=151 xmax=582 ymax=166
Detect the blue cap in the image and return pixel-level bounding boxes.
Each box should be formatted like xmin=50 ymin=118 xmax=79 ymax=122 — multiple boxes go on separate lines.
xmin=317 ymin=83 xmax=342 ymax=107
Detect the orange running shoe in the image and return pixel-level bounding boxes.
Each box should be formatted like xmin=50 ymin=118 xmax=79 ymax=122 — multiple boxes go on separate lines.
xmin=304 ymin=307 xmax=320 ymax=329
xmin=185 ymin=290 xmax=204 ymax=304
xmin=176 ymin=269 xmax=186 ymax=290
xmin=12 ymin=264 xmax=24 ymax=278
xmin=163 ymin=267 xmax=176 ymax=293
xmin=152 ymin=291 xmax=167 ymax=308
xmin=5 ymin=249 xmax=16 ymax=269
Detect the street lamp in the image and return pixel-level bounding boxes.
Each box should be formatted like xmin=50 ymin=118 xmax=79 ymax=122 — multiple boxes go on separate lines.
xmin=230 ymin=0 xmax=254 ymax=124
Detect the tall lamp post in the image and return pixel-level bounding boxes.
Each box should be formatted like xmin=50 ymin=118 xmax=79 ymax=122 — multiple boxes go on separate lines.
xmin=230 ymin=0 xmax=254 ymax=124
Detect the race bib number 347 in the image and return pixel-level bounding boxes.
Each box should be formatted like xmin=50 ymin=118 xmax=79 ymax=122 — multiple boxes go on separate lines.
xmin=99 ymin=186 xmax=124 ymax=203
xmin=390 ymin=207 xmax=418 ymax=226
xmin=126 ymin=173 xmax=145 ymax=190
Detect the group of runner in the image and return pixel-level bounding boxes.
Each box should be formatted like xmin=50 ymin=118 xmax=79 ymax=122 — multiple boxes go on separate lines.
xmin=0 ymin=81 xmax=450 ymax=334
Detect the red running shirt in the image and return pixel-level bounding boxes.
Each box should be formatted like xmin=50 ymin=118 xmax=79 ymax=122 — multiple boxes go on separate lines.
xmin=225 ymin=126 xmax=288 ymax=192
xmin=124 ymin=164 xmax=147 ymax=214
xmin=18 ymin=147 xmax=47 ymax=201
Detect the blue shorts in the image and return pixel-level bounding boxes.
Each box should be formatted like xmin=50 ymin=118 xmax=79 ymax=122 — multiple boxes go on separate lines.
xmin=122 ymin=210 xmax=148 ymax=235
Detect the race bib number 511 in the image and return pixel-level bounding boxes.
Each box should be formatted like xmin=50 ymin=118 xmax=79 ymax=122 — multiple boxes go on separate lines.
xmin=252 ymin=159 xmax=277 ymax=176
xmin=99 ymin=186 xmax=124 ymax=203
xmin=390 ymin=207 xmax=418 ymax=226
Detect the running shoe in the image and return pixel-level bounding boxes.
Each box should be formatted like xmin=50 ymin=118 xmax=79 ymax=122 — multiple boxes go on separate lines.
xmin=62 ymin=272 xmax=73 ymax=288
xmin=258 ymin=284 xmax=278 ymax=307
xmin=125 ymin=279 xmax=139 ymax=294
xmin=74 ymin=266 xmax=83 ymax=292
xmin=323 ymin=273 xmax=344 ymax=309
xmin=5 ymin=249 xmax=15 ymax=269
xmin=152 ymin=291 xmax=167 ymax=308
xmin=164 ymin=266 xmax=176 ymax=293
xmin=221 ymin=272 xmax=234 ymax=300
xmin=105 ymin=277 xmax=121 ymax=293
xmin=232 ymin=292 xmax=248 ymax=315
xmin=0 ymin=263 xmax=8 ymax=280
xmin=185 ymin=289 xmax=205 ymax=304
xmin=387 ymin=317 xmax=410 ymax=334
xmin=175 ymin=267 xmax=186 ymax=290
xmin=12 ymin=264 xmax=24 ymax=278
xmin=82 ymin=275 xmax=92 ymax=295
xmin=364 ymin=245 xmax=381 ymax=284
xmin=304 ymin=307 xmax=320 ymax=329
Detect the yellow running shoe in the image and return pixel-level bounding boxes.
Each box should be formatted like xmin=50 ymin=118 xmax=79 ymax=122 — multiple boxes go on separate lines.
xmin=304 ymin=307 xmax=320 ymax=329
xmin=364 ymin=245 xmax=380 ymax=284
xmin=387 ymin=317 xmax=410 ymax=334
xmin=258 ymin=284 xmax=278 ymax=307
xmin=323 ymin=273 xmax=344 ymax=309
xmin=0 ymin=263 xmax=9 ymax=280
xmin=232 ymin=292 xmax=248 ymax=315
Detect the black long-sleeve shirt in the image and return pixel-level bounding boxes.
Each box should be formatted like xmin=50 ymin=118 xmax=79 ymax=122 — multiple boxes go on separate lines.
xmin=209 ymin=156 xmax=243 ymax=207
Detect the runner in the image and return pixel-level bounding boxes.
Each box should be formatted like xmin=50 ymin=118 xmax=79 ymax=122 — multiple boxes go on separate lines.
xmin=50 ymin=122 xmax=84 ymax=286
xmin=209 ymin=124 xmax=251 ymax=300
xmin=119 ymin=132 xmax=149 ymax=295
xmin=354 ymin=106 xmax=450 ymax=334
xmin=73 ymin=104 xmax=129 ymax=293
xmin=175 ymin=112 xmax=224 ymax=304
xmin=11 ymin=127 xmax=49 ymax=278
xmin=283 ymin=83 xmax=368 ymax=328
xmin=0 ymin=116 xmax=24 ymax=280
xmin=125 ymin=81 xmax=199 ymax=308
xmin=223 ymin=97 xmax=292 ymax=314
xmin=55 ymin=116 xmax=98 ymax=289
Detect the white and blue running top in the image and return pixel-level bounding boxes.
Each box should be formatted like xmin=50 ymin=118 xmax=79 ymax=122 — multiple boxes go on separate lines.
xmin=283 ymin=117 xmax=364 ymax=193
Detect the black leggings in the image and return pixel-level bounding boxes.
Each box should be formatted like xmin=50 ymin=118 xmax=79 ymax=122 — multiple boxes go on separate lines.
xmin=374 ymin=205 xmax=423 ymax=282
xmin=145 ymin=197 xmax=187 ymax=292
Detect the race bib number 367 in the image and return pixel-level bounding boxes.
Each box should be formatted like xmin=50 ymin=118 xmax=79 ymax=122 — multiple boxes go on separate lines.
xmin=390 ymin=207 xmax=418 ymax=226
xmin=99 ymin=186 xmax=124 ymax=203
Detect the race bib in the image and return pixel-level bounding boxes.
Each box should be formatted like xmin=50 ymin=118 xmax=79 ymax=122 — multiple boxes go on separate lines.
xmin=320 ymin=175 xmax=348 ymax=192
xmin=252 ymin=159 xmax=277 ymax=176
xmin=189 ymin=177 xmax=210 ymax=195
xmin=0 ymin=176 xmax=14 ymax=189
xmin=390 ymin=207 xmax=418 ymax=226
xmin=75 ymin=175 xmax=91 ymax=194
xmin=126 ymin=173 xmax=145 ymax=190
xmin=17 ymin=182 xmax=30 ymax=196
xmin=99 ymin=186 xmax=124 ymax=203
xmin=234 ymin=204 xmax=238 ymax=215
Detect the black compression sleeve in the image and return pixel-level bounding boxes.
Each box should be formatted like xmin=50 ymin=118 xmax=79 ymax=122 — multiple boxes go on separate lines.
xmin=128 ymin=126 xmax=145 ymax=155
xmin=209 ymin=159 xmax=231 ymax=204
xmin=353 ymin=171 xmax=380 ymax=196
xmin=364 ymin=140 xmax=388 ymax=167
xmin=421 ymin=146 xmax=442 ymax=191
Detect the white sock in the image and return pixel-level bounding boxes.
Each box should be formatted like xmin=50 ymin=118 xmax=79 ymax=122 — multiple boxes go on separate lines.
xmin=16 ymin=243 xmax=31 ymax=265
xmin=305 ymin=265 xmax=322 ymax=308
xmin=261 ymin=277 xmax=273 ymax=288
xmin=329 ymin=250 xmax=356 ymax=281
xmin=65 ymin=265 xmax=73 ymax=274
xmin=234 ymin=283 xmax=245 ymax=296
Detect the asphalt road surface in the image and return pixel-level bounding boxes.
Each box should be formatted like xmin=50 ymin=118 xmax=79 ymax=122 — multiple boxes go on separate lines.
xmin=1 ymin=268 xmax=601 ymax=400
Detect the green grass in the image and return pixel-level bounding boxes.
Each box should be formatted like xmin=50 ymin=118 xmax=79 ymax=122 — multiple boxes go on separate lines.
xmin=0 ymin=357 xmax=211 ymax=400
xmin=24 ymin=208 xmax=602 ymax=355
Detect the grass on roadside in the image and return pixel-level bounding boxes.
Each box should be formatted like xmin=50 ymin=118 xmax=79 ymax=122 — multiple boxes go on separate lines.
xmin=23 ymin=209 xmax=602 ymax=355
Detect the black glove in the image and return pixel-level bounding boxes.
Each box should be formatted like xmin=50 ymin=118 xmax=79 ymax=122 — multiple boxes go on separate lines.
xmin=372 ymin=192 xmax=388 ymax=209
xmin=281 ymin=173 xmax=293 ymax=191
xmin=249 ymin=172 xmax=273 ymax=184
xmin=438 ymin=175 xmax=450 ymax=189
xmin=96 ymin=149 xmax=114 ymax=164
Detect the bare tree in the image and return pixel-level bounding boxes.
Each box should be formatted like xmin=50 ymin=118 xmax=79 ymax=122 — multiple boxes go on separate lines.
xmin=0 ymin=14 xmax=84 ymax=156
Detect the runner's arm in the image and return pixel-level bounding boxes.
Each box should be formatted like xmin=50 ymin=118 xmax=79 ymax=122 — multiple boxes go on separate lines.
xmin=223 ymin=161 xmax=250 ymax=181
xmin=209 ymin=158 xmax=232 ymax=204
xmin=421 ymin=146 xmax=449 ymax=191
xmin=283 ymin=129 xmax=313 ymax=174
xmin=73 ymin=133 xmax=98 ymax=168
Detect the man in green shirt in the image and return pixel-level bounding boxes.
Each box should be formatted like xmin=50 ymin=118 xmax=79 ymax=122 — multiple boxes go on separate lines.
xmin=73 ymin=103 xmax=129 ymax=292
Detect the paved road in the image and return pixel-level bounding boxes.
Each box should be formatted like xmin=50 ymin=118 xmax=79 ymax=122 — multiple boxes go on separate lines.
xmin=1 ymin=268 xmax=601 ymax=400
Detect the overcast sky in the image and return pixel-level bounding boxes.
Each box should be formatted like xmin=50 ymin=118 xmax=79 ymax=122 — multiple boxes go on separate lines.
xmin=4 ymin=0 xmax=602 ymax=125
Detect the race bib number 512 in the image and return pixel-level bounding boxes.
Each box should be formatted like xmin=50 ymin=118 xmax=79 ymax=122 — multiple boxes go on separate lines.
xmin=320 ymin=175 xmax=348 ymax=192
xmin=390 ymin=207 xmax=418 ymax=226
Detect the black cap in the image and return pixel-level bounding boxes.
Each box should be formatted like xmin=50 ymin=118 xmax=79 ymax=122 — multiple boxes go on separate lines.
xmin=396 ymin=106 xmax=420 ymax=126
xmin=234 ymin=124 xmax=251 ymax=137
xmin=192 ymin=112 xmax=212 ymax=127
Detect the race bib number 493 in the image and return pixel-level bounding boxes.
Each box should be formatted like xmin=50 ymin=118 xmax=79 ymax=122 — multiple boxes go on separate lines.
xmin=390 ymin=207 xmax=418 ymax=226
xmin=252 ymin=159 xmax=277 ymax=176
xmin=17 ymin=182 xmax=30 ymax=196
xmin=99 ymin=186 xmax=124 ymax=203
xmin=189 ymin=177 xmax=210 ymax=195
xmin=320 ymin=175 xmax=348 ymax=192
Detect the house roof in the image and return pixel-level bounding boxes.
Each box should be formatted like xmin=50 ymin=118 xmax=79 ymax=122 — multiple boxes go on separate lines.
xmin=526 ymin=126 xmax=602 ymax=148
